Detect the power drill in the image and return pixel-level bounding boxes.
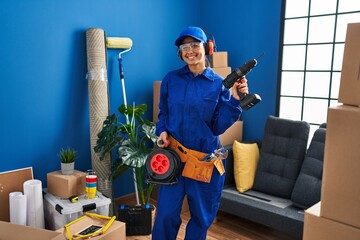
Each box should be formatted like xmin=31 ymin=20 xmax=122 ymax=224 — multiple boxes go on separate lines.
xmin=222 ymin=54 xmax=263 ymax=110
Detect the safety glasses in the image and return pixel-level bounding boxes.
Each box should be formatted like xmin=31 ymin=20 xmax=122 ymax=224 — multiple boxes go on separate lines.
xmin=179 ymin=42 xmax=203 ymax=52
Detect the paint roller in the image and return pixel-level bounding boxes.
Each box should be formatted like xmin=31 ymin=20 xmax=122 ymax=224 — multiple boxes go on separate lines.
xmin=106 ymin=37 xmax=133 ymax=106
xmin=106 ymin=37 xmax=141 ymax=205
xmin=106 ymin=37 xmax=133 ymax=50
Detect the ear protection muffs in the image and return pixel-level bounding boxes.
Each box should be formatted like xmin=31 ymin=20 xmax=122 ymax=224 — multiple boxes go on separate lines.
xmin=204 ymin=30 xmax=216 ymax=55
xmin=177 ymin=30 xmax=217 ymax=60
xmin=205 ymin=39 xmax=215 ymax=55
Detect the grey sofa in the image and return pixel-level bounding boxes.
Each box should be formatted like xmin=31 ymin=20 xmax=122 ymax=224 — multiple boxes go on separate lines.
xmin=219 ymin=116 xmax=326 ymax=239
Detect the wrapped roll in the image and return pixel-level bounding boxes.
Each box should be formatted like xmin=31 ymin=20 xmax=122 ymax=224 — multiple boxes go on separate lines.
xmin=9 ymin=192 xmax=27 ymax=225
xmin=23 ymin=179 xmax=44 ymax=228
xmin=86 ymin=28 xmax=113 ymax=214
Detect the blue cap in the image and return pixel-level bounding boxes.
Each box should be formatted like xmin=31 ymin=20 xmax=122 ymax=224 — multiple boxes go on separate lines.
xmin=175 ymin=26 xmax=207 ymax=46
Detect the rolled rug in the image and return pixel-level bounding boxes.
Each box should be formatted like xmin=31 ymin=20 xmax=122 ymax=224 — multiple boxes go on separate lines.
xmin=86 ymin=28 xmax=113 ymax=214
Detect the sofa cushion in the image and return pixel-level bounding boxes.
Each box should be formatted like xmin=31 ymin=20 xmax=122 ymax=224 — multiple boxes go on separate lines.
xmin=233 ymin=141 xmax=260 ymax=193
xmin=220 ymin=187 xmax=305 ymax=239
xmin=291 ymin=127 xmax=326 ymax=209
xmin=253 ymin=116 xmax=310 ymax=198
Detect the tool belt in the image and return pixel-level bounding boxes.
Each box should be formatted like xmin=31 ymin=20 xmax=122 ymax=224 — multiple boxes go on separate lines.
xmin=168 ymin=136 xmax=225 ymax=183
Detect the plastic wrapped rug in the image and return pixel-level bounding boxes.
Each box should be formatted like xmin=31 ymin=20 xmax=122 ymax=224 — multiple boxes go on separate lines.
xmin=86 ymin=28 xmax=113 ymax=214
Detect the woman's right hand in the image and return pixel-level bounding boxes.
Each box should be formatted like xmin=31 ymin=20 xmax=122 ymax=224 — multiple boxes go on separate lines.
xmin=230 ymin=77 xmax=248 ymax=100
xmin=157 ymin=131 xmax=169 ymax=148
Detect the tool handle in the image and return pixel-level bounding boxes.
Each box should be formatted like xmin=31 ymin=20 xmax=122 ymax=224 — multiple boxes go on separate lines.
xmin=119 ymin=58 xmax=124 ymax=79
xmin=237 ymin=88 xmax=246 ymax=100
xmin=236 ymin=77 xmax=247 ymax=100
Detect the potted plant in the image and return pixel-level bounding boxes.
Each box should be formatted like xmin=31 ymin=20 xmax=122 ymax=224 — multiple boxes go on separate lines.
xmin=94 ymin=103 xmax=157 ymax=205
xmin=59 ymin=147 xmax=77 ymax=175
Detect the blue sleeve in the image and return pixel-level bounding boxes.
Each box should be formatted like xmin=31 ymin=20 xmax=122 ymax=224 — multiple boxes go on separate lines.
xmin=211 ymin=85 xmax=242 ymax=136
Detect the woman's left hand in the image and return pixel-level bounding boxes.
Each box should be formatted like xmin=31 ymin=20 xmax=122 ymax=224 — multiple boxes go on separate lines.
xmin=230 ymin=78 xmax=249 ymax=100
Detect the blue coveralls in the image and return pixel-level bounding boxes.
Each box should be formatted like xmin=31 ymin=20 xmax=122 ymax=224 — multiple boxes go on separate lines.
xmin=152 ymin=65 xmax=242 ymax=240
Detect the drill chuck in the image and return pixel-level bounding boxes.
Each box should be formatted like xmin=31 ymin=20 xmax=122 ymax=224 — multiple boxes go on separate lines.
xmin=222 ymin=58 xmax=257 ymax=89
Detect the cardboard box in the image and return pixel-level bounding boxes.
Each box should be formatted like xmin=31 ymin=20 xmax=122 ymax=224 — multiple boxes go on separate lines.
xmin=56 ymin=214 xmax=126 ymax=240
xmin=338 ymin=23 xmax=360 ymax=106
xmin=0 ymin=221 xmax=62 ymax=240
xmin=213 ymin=66 xmax=231 ymax=78
xmin=210 ymin=51 xmax=228 ymax=68
xmin=47 ymin=170 xmax=86 ymax=199
xmin=303 ymin=202 xmax=360 ymax=240
xmin=0 ymin=167 xmax=33 ymax=221
xmin=220 ymin=120 xmax=243 ymax=146
xmin=153 ymin=81 xmax=161 ymax=122
xmin=321 ymin=105 xmax=360 ymax=228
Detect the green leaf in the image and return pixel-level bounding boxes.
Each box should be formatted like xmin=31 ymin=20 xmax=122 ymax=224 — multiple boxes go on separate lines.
xmin=118 ymin=140 xmax=148 ymax=168
xmin=142 ymin=124 xmax=157 ymax=144
xmin=59 ymin=147 xmax=77 ymax=163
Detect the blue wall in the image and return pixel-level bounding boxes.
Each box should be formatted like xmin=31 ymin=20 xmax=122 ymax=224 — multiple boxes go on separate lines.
xmin=205 ymin=0 xmax=282 ymax=140
xmin=0 ymin=0 xmax=281 ymax=198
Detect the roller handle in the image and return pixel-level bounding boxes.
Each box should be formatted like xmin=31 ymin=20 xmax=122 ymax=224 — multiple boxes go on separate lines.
xmin=119 ymin=58 xmax=124 ymax=79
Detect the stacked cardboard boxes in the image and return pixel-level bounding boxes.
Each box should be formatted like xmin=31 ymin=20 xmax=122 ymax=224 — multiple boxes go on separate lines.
xmin=303 ymin=22 xmax=360 ymax=240
xmin=210 ymin=51 xmax=232 ymax=78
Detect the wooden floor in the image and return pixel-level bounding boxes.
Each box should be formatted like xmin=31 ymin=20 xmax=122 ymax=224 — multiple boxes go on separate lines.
xmin=126 ymin=210 xmax=296 ymax=240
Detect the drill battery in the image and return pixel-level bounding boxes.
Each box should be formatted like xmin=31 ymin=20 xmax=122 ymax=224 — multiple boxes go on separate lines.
xmin=240 ymin=93 xmax=262 ymax=110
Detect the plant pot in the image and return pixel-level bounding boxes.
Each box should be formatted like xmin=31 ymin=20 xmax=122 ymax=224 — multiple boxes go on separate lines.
xmin=150 ymin=204 xmax=156 ymax=228
xmin=61 ymin=162 xmax=75 ymax=175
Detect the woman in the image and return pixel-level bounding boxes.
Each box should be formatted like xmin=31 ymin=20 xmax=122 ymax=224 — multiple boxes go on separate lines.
xmin=152 ymin=26 xmax=248 ymax=240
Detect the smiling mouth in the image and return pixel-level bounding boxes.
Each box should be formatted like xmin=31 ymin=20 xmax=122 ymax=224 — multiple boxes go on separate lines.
xmin=186 ymin=54 xmax=197 ymax=60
